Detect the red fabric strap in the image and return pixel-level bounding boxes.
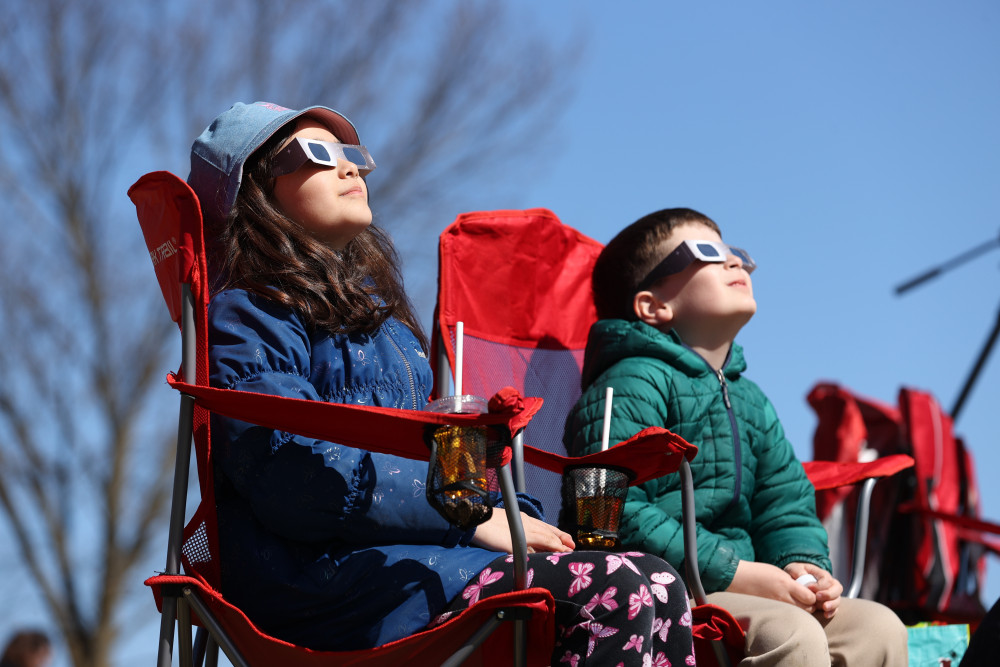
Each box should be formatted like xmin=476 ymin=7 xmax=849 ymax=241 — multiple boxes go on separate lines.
xmin=802 ymin=454 xmax=914 ymax=491
xmin=168 ymin=378 xmax=540 ymax=463
xmin=523 ymin=427 xmax=697 ymax=487
xmin=169 ymin=377 xmax=697 ymax=487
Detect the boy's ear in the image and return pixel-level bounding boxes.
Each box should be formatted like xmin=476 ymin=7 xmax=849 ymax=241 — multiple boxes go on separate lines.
xmin=633 ymin=290 xmax=674 ymax=327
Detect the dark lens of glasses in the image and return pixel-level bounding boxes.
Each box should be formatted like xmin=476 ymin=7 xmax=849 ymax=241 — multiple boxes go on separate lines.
xmin=342 ymin=146 xmax=366 ymax=166
xmin=731 ymin=248 xmax=749 ymax=263
xmin=696 ymin=242 xmax=721 ymax=258
xmin=307 ymin=142 xmax=332 ymax=162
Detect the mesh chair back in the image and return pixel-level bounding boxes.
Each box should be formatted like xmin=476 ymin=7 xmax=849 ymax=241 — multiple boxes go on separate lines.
xmin=435 ymin=208 xmax=603 ymax=520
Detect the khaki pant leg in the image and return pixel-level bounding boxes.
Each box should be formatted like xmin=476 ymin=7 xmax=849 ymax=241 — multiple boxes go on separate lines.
xmin=706 ymin=592 xmax=909 ymax=667
xmin=820 ymin=597 xmax=908 ymax=667
xmin=707 ymin=591 xmax=830 ymax=667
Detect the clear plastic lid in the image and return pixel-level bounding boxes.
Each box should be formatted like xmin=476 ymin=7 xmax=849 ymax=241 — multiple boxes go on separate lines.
xmin=424 ymin=394 xmax=488 ymax=415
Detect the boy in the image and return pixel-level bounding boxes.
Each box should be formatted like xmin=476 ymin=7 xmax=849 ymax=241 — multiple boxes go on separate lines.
xmin=564 ymin=208 xmax=907 ymax=665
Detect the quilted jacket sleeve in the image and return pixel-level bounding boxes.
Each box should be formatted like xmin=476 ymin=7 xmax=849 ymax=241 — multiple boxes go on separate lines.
xmin=207 ymin=290 xmax=472 ymax=547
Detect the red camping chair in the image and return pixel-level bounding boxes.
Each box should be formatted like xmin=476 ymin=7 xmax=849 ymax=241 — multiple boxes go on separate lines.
xmin=809 ymin=383 xmax=1000 ymax=627
xmin=129 ymin=171 xmax=698 ymax=667
xmin=433 ymin=208 xmax=916 ymax=665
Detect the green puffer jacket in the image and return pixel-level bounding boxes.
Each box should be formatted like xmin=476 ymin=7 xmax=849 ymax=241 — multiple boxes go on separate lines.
xmin=564 ymin=319 xmax=831 ymax=592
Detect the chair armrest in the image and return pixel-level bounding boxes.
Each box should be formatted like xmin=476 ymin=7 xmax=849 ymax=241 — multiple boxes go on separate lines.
xmin=522 ymin=427 xmax=698 ymax=486
xmin=802 ymin=454 xmax=914 ymax=490
xmin=802 ymin=454 xmax=914 ymax=598
xmin=167 ymin=378 xmax=540 ymax=463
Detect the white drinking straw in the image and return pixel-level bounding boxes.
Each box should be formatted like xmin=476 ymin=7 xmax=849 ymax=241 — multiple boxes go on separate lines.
xmin=454 ymin=321 xmax=464 ymax=396
xmin=601 ymin=386 xmax=614 ymax=451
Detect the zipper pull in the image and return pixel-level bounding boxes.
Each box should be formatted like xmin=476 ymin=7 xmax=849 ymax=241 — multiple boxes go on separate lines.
xmin=716 ymin=369 xmax=732 ymax=409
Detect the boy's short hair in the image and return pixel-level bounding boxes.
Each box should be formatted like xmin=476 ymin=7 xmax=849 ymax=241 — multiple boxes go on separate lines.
xmin=593 ymin=208 xmax=721 ymax=320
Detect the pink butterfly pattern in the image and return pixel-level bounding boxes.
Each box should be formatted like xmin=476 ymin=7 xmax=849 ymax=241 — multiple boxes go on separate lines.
xmin=606 ymin=552 xmax=644 ymax=576
xmin=462 ymin=567 xmax=504 ymax=605
xmin=623 ymin=634 xmax=644 ymax=653
xmin=585 ymin=621 xmax=619 ymax=657
xmin=652 ymin=617 xmax=672 ymax=643
xmin=568 ymin=562 xmax=595 ymax=597
xmin=650 ymin=571 xmax=676 ymax=603
xmin=583 ymin=586 xmax=619 ymax=615
xmin=559 ymin=650 xmax=580 ymax=667
xmin=429 ymin=552 xmax=693 ymax=665
xmin=628 ymin=584 xmax=653 ymax=620
xmin=643 ymin=651 xmax=672 ymax=667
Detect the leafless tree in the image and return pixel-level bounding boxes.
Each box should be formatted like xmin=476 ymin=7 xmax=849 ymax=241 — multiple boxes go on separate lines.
xmin=0 ymin=1 xmax=580 ymax=664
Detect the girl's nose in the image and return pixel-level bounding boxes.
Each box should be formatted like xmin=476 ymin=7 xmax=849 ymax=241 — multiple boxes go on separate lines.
xmin=337 ymin=158 xmax=359 ymax=178
xmin=725 ymin=251 xmax=744 ymax=268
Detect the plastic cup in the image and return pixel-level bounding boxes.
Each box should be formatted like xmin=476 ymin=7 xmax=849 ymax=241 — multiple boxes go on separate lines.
xmin=424 ymin=395 xmax=491 ymax=528
xmin=565 ymin=466 xmax=630 ymax=550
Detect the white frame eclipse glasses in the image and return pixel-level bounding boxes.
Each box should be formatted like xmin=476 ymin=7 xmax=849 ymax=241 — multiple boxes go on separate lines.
xmin=638 ymin=239 xmax=756 ymax=290
xmin=272 ymin=138 xmax=376 ymax=178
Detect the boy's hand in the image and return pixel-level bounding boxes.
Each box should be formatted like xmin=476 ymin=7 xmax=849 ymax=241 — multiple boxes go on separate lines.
xmin=784 ymin=562 xmax=843 ymax=619
xmin=471 ymin=511 xmax=575 ymax=554
xmin=726 ymin=560 xmax=818 ymax=612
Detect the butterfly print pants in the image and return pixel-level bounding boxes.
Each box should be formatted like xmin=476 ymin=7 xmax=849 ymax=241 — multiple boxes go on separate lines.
xmin=432 ymin=550 xmax=695 ymax=667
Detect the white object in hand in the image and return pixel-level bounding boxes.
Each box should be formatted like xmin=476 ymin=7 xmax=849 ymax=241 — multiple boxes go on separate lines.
xmin=796 ymin=574 xmax=818 ymax=586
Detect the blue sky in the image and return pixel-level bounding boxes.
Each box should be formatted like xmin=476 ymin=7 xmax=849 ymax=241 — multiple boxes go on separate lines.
xmin=466 ymin=0 xmax=1000 ymax=606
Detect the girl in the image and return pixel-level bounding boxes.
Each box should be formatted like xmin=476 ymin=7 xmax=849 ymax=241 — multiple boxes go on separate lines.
xmin=188 ymin=101 xmax=696 ymax=665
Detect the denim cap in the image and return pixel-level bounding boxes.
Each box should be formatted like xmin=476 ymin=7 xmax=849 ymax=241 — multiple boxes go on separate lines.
xmin=188 ymin=101 xmax=361 ymax=227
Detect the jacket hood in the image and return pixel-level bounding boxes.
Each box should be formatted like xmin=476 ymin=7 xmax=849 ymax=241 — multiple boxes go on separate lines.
xmin=580 ymin=319 xmax=746 ymax=388
xmin=188 ymin=101 xmax=361 ymax=228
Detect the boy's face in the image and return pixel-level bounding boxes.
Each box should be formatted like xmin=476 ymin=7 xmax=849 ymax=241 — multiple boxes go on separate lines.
xmin=640 ymin=222 xmax=757 ymax=343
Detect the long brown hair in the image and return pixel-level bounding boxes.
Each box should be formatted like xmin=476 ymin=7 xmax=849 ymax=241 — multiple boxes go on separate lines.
xmin=206 ymin=122 xmax=428 ymax=350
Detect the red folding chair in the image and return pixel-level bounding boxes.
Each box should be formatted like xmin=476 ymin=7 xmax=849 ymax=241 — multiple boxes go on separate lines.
xmin=809 ymin=383 xmax=1000 ymax=627
xmin=433 ymin=208 xmax=916 ymax=665
xmin=129 ymin=172 xmax=697 ymax=667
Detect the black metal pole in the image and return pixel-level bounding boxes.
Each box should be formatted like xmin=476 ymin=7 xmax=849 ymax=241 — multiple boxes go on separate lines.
xmin=951 ymin=303 xmax=1000 ymax=421
xmin=895 ymin=232 xmax=1000 ymax=423
xmin=894 ymin=235 xmax=999 ymax=296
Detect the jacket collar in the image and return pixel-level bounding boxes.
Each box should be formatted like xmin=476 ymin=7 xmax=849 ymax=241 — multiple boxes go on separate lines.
xmin=581 ymin=318 xmax=746 ymax=387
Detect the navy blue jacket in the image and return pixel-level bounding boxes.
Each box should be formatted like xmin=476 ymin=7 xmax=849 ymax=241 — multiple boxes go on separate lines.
xmin=207 ymin=289 xmax=503 ymax=650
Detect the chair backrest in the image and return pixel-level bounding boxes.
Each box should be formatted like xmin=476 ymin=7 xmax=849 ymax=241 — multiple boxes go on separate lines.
xmin=434 ymin=208 xmax=603 ymax=520
xmin=129 ymin=170 xmax=221 ymax=589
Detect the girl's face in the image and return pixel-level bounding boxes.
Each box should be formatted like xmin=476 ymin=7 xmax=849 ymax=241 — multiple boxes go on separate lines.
xmin=272 ymin=119 xmax=372 ymax=250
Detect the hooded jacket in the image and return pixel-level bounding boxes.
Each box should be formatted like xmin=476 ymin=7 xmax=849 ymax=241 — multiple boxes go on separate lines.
xmin=564 ymin=319 xmax=830 ymax=592
xmin=208 ymin=289 xmax=505 ymax=650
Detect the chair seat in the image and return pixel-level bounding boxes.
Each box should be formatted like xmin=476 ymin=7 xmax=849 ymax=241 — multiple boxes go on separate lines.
xmin=146 ymin=574 xmax=556 ymax=666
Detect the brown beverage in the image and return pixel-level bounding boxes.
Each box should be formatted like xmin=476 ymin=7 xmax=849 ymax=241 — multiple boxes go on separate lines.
xmin=432 ymin=423 xmax=488 ymax=500
xmin=575 ymin=495 xmax=624 ymax=549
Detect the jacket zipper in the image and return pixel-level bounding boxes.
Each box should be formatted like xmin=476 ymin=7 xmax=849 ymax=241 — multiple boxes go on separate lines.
xmin=715 ymin=368 xmax=743 ymax=513
xmin=384 ymin=323 xmax=418 ymax=410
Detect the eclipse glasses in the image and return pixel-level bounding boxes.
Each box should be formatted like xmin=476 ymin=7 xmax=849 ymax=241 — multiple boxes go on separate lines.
xmin=272 ymin=138 xmax=376 ymax=178
xmin=638 ymin=239 xmax=756 ymax=290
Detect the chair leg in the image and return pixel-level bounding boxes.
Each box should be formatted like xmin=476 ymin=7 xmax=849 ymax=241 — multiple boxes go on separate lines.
xmin=845 ymin=476 xmax=878 ymax=599
xmin=156 ymin=596 xmax=177 ymax=667
xmin=193 ymin=627 xmax=208 ymax=666
xmin=204 ymin=635 xmax=219 ymax=667
xmin=177 ymin=599 xmax=194 ymax=667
